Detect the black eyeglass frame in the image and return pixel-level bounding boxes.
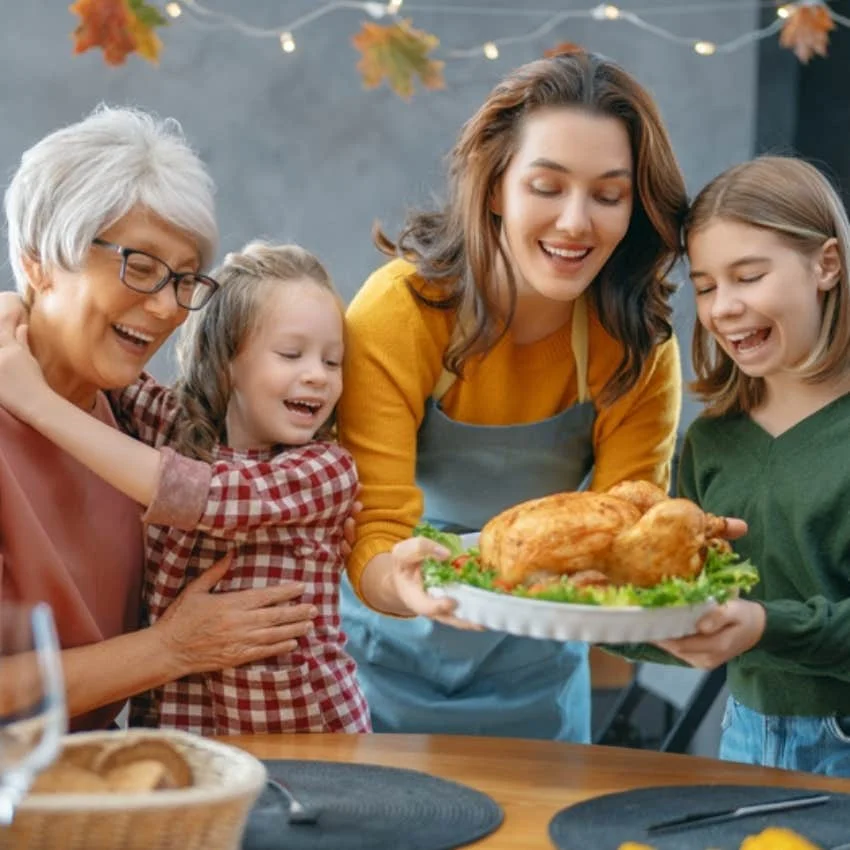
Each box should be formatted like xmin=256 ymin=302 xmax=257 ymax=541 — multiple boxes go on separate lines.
xmin=91 ymin=237 xmax=219 ymax=310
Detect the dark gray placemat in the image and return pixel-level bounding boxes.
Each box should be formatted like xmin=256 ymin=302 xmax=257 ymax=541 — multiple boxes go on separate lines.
xmin=549 ymin=784 xmax=850 ymax=849
xmin=241 ymin=759 xmax=504 ymax=850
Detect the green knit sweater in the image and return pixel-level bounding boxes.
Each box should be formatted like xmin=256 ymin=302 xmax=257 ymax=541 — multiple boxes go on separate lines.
xmin=617 ymin=393 xmax=850 ymax=716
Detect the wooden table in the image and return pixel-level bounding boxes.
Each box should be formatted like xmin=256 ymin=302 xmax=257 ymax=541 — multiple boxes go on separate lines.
xmin=223 ymin=734 xmax=850 ymax=848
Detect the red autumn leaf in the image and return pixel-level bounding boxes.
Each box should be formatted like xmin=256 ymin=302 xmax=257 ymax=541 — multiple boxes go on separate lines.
xmin=69 ymin=0 xmax=137 ymax=65
xmin=352 ymin=19 xmax=445 ymax=101
xmin=544 ymin=41 xmax=584 ymax=59
xmin=779 ymin=3 xmax=835 ymax=63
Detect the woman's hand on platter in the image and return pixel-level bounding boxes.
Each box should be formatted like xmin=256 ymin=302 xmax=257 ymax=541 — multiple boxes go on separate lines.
xmin=0 ymin=322 xmax=51 ymax=420
xmin=153 ymin=553 xmax=320 ymax=675
xmin=654 ymin=598 xmax=766 ymax=669
xmin=388 ymin=537 xmax=484 ymax=631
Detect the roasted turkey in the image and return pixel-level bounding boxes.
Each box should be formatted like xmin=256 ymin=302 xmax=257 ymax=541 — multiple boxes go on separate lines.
xmin=478 ymin=481 xmax=729 ymax=588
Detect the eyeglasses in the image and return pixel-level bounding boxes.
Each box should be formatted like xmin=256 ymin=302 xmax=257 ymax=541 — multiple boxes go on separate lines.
xmin=91 ymin=238 xmax=219 ymax=310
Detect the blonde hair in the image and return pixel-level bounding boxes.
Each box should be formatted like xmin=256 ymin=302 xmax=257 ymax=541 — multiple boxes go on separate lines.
xmin=172 ymin=241 xmax=342 ymax=459
xmin=375 ymin=48 xmax=687 ymax=404
xmin=684 ymin=156 xmax=850 ymax=417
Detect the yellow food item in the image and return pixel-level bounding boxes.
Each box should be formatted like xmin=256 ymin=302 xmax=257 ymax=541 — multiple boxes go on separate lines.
xmin=739 ymin=827 xmax=823 ymax=850
xmin=616 ymin=826 xmax=821 ymax=850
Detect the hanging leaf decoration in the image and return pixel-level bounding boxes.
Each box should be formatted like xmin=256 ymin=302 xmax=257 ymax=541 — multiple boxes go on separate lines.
xmin=352 ymin=19 xmax=445 ymax=100
xmin=69 ymin=0 xmax=167 ymax=66
xmin=779 ymin=2 xmax=835 ymax=63
xmin=128 ymin=0 xmax=167 ymax=64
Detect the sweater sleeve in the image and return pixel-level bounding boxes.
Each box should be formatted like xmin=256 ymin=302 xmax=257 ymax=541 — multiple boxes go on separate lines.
xmin=108 ymin=373 xmax=181 ymax=447
xmin=590 ymin=336 xmax=682 ymax=493
xmin=151 ymin=443 xmax=358 ymax=542
xmin=337 ymin=261 xmax=451 ymax=593
xmin=738 ymin=596 xmax=850 ymax=681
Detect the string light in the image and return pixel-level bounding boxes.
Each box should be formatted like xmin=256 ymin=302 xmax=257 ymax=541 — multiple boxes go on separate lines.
xmin=164 ymin=2 xmax=181 ymax=18
xmin=174 ymin=0 xmax=850 ymax=63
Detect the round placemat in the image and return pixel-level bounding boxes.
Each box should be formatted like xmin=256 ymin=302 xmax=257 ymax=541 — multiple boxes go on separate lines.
xmin=549 ymin=784 xmax=850 ymax=850
xmin=241 ymin=759 xmax=504 ymax=850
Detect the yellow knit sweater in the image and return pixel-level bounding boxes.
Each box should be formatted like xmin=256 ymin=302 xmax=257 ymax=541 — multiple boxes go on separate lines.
xmin=338 ymin=259 xmax=682 ymax=592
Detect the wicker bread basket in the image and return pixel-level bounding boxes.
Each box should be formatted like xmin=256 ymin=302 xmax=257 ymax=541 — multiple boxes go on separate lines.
xmin=1 ymin=729 xmax=267 ymax=850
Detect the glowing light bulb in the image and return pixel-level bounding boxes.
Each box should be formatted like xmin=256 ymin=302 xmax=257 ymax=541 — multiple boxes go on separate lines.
xmin=483 ymin=42 xmax=499 ymax=60
xmin=165 ymin=2 xmax=181 ymax=18
xmin=280 ymin=32 xmax=296 ymax=53
xmin=602 ymin=4 xmax=620 ymax=19
xmin=694 ymin=40 xmax=716 ymax=56
xmin=387 ymin=0 xmax=403 ymax=13
xmin=776 ymin=4 xmax=795 ymax=19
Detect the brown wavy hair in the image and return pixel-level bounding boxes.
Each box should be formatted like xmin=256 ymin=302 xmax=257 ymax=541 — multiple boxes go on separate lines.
xmin=171 ymin=241 xmax=343 ymax=460
xmin=375 ymin=48 xmax=687 ymax=403
xmin=684 ymin=156 xmax=850 ymax=417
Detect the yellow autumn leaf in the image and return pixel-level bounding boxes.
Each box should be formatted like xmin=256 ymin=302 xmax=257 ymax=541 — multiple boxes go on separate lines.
xmin=128 ymin=13 xmax=162 ymax=64
xmin=352 ymin=19 xmax=445 ymax=101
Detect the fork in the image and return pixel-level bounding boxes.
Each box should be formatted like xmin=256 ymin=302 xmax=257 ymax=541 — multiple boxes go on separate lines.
xmin=266 ymin=777 xmax=320 ymax=825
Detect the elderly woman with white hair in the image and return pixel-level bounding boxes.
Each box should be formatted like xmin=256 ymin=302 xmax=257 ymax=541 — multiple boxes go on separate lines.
xmin=0 ymin=106 xmax=315 ymax=731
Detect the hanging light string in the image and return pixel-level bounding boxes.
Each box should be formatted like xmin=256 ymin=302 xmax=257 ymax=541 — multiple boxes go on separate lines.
xmin=166 ymin=1 xmax=843 ymax=59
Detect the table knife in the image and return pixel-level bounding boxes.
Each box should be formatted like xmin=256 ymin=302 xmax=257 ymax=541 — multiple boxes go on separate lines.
xmin=646 ymin=792 xmax=832 ymax=835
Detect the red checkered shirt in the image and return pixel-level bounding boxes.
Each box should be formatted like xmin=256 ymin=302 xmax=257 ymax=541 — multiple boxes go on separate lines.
xmin=112 ymin=374 xmax=371 ymax=735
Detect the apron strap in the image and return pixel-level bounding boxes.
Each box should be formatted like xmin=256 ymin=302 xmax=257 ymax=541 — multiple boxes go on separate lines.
xmin=432 ymin=295 xmax=591 ymax=404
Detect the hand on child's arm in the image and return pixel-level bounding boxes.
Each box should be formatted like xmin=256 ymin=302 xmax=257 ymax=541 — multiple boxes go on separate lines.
xmin=152 ymin=554 xmax=318 ymax=674
xmin=654 ymin=599 xmax=766 ymax=669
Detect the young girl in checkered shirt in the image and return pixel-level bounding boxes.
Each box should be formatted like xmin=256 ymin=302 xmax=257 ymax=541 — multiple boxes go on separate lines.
xmin=3 ymin=241 xmax=371 ymax=735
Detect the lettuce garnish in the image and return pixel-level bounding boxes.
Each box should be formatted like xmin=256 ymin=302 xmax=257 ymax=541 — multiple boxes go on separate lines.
xmin=416 ymin=522 xmax=759 ymax=608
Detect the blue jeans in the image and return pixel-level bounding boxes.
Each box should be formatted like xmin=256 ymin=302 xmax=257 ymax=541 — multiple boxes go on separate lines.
xmin=720 ymin=696 xmax=850 ymax=777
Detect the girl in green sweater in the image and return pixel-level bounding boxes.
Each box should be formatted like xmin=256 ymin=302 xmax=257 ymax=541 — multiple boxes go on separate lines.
xmin=658 ymin=156 xmax=850 ymax=775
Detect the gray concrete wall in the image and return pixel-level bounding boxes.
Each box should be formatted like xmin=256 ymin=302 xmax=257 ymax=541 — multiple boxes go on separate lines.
xmin=2 ymin=0 xmax=758 ymax=411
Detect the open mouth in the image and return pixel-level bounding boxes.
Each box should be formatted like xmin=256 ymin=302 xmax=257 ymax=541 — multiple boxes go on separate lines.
xmin=727 ymin=328 xmax=771 ymax=353
xmin=112 ymin=323 xmax=155 ymax=351
xmin=540 ymin=242 xmax=592 ymax=264
xmin=284 ymin=400 xmax=323 ymax=419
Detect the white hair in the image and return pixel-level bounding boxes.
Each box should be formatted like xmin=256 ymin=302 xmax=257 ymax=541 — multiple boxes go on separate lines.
xmin=4 ymin=104 xmax=218 ymax=296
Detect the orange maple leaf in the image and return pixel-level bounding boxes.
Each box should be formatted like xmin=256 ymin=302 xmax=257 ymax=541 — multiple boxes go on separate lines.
xmin=69 ymin=0 xmax=137 ymax=66
xmin=779 ymin=3 xmax=835 ymax=63
xmin=352 ymin=19 xmax=445 ymax=101
xmin=544 ymin=41 xmax=584 ymax=59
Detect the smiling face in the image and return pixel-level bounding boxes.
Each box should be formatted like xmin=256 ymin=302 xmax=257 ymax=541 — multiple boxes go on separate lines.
xmin=491 ymin=106 xmax=634 ymax=307
xmin=225 ymin=280 xmax=344 ymax=450
xmin=25 ymin=206 xmax=199 ymax=408
xmin=688 ymin=218 xmax=840 ymax=385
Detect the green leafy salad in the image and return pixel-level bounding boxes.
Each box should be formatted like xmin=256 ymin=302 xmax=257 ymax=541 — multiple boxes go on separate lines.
xmin=416 ymin=522 xmax=759 ymax=608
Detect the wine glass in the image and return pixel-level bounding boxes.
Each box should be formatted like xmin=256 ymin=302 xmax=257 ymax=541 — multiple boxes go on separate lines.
xmin=0 ymin=601 xmax=67 ymax=824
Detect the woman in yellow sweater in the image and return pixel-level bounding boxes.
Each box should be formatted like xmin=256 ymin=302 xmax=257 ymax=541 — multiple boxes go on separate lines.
xmin=337 ymin=49 xmax=687 ymax=740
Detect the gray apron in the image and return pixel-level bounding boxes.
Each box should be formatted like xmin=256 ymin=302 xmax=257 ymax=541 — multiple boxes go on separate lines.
xmin=341 ymin=297 xmax=595 ymax=740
